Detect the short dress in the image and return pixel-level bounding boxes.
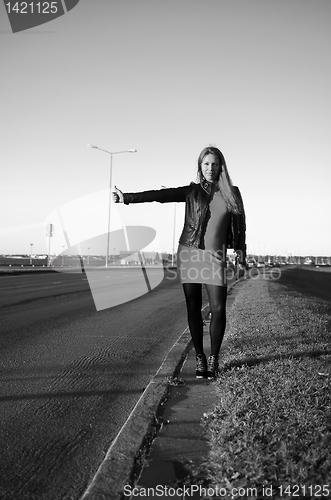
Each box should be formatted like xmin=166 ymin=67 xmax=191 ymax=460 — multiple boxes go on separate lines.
xmin=177 ymin=192 xmax=230 ymax=287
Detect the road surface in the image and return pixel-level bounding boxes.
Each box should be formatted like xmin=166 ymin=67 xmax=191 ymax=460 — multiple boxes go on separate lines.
xmin=0 ymin=268 xmax=193 ymax=500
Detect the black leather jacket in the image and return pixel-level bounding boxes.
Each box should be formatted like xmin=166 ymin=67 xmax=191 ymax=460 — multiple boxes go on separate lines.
xmin=123 ymin=180 xmax=246 ymax=264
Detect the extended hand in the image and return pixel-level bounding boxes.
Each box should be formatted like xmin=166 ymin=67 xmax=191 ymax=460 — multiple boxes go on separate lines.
xmin=112 ymin=186 xmax=124 ymax=203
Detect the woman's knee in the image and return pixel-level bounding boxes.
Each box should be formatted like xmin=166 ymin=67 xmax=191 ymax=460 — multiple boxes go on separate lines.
xmin=187 ymin=299 xmax=202 ymax=315
xmin=210 ymin=303 xmax=226 ymax=318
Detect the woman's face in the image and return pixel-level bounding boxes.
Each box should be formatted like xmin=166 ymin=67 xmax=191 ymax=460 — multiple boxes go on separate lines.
xmin=201 ymin=154 xmax=221 ymax=182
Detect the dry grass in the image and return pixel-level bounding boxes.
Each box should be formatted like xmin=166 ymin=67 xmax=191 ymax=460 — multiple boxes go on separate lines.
xmin=184 ymin=271 xmax=331 ymax=499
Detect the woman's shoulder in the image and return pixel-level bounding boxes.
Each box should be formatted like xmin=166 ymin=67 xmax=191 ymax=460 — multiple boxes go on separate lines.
xmin=186 ymin=181 xmax=199 ymax=191
xmin=232 ymin=185 xmax=243 ymax=197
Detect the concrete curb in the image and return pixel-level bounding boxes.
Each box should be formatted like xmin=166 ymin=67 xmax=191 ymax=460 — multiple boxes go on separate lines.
xmin=80 ymin=274 xmax=247 ymax=500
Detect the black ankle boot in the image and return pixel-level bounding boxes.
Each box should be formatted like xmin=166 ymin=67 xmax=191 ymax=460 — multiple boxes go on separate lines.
xmin=195 ymin=353 xmax=207 ymax=378
xmin=207 ymin=355 xmax=219 ymax=380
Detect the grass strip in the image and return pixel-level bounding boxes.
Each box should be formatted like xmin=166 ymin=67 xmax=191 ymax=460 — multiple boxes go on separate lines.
xmin=186 ymin=273 xmax=331 ymax=499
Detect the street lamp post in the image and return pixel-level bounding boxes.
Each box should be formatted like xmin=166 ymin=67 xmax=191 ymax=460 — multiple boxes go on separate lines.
xmin=88 ymin=144 xmax=137 ymax=267
xmin=161 ymin=186 xmax=176 ymax=267
xmin=171 ymin=203 xmax=176 ymax=267
xmin=30 ymin=243 xmax=33 ymax=266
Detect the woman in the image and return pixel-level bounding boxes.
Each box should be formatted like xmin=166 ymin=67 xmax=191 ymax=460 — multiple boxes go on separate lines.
xmin=112 ymin=146 xmax=246 ymax=379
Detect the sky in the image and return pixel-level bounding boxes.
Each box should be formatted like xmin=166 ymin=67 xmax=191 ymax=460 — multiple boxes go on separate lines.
xmin=1 ymin=0 xmax=330 ymax=258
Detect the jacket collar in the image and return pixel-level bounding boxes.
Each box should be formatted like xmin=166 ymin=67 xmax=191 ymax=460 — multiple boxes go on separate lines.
xmin=200 ymin=178 xmax=214 ymax=195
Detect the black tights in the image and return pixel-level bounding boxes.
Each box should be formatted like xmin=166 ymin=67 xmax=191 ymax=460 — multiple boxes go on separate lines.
xmin=182 ymin=283 xmax=227 ymax=358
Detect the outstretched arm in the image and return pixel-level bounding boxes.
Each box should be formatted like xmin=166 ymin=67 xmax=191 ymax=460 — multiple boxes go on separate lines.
xmin=112 ymin=185 xmax=190 ymax=204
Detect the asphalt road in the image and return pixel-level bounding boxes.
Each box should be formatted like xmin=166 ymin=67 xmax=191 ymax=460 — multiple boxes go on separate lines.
xmin=277 ymin=265 xmax=331 ymax=302
xmin=0 ymin=268 xmax=196 ymax=500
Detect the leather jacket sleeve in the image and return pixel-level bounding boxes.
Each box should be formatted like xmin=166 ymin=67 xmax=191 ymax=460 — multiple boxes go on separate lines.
xmin=233 ymin=187 xmax=247 ymax=265
xmin=123 ymin=185 xmax=190 ymax=204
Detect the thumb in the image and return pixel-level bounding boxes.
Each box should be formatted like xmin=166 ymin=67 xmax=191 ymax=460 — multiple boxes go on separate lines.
xmin=113 ymin=185 xmax=124 ymax=202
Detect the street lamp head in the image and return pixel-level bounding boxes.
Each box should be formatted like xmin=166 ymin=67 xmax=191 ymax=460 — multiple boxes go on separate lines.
xmin=88 ymin=145 xmax=137 ymax=154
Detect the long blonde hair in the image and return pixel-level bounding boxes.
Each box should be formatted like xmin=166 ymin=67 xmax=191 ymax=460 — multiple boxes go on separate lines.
xmin=197 ymin=146 xmax=242 ymax=214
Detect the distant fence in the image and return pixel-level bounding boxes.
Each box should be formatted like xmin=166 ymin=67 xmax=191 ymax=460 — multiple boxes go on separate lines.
xmin=1 ymin=254 xmax=331 ymax=269
xmin=0 ymin=253 xmax=172 ymax=268
xmin=0 ymin=257 xmax=48 ymax=267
